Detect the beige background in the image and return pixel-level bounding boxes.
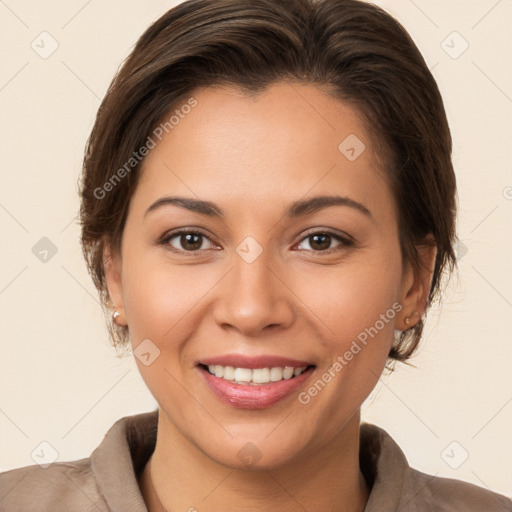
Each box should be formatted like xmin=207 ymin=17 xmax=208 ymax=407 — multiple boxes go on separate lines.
xmin=0 ymin=0 xmax=511 ymax=498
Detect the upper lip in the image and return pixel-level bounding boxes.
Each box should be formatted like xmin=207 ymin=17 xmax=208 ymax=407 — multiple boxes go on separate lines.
xmin=198 ymin=354 xmax=314 ymax=369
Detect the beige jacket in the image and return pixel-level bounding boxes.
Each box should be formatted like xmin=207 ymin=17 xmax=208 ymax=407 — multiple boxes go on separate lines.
xmin=1 ymin=409 xmax=510 ymax=511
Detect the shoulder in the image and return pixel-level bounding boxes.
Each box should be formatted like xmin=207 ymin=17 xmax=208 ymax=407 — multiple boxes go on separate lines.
xmin=406 ymin=468 xmax=512 ymax=511
xmin=0 ymin=410 xmax=158 ymax=512
xmin=360 ymin=422 xmax=512 ymax=512
xmin=0 ymin=457 xmax=108 ymax=512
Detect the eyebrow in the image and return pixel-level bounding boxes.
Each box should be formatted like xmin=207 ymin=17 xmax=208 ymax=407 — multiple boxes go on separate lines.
xmin=144 ymin=195 xmax=372 ymax=219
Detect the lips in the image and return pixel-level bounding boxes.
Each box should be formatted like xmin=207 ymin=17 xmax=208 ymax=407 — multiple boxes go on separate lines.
xmin=197 ymin=354 xmax=316 ymax=409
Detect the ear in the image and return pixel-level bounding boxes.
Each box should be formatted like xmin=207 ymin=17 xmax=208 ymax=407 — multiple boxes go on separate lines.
xmin=103 ymin=242 xmax=127 ymax=326
xmin=397 ymin=235 xmax=437 ymax=330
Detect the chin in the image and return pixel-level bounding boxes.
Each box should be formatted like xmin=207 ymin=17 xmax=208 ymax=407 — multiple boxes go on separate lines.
xmin=197 ymin=432 xmax=308 ymax=471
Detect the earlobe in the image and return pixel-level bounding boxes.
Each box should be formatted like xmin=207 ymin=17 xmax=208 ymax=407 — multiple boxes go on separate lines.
xmin=103 ymin=243 xmax=127 ymax=326
xmin=398 ymin=238 xmax=437 ymax=330
xmin=404 ymin=310 xmax=420 ymax=327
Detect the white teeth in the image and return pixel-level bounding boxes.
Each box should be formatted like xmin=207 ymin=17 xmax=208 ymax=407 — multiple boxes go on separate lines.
xmin=252 ymin=368 xmax=270 ymax=383
xmin=204 ymin=364 xmax=308 ymax=384
xmin=234 ymin=368 xmax=252 ymax=382
xmin=282 ymin=367 xmax=294 ymax=379
xmin=223 ymin=366 xmax=235 ymax=380
xmin=269 ymin=367 xmax=283 ymax=381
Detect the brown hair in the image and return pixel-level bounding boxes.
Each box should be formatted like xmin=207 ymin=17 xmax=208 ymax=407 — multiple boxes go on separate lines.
xmin=79 ymin=0 xmax=457 ymax=364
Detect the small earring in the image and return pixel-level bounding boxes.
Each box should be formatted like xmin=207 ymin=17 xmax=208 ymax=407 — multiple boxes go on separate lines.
xmin=112 ymin=309 xmax=121 ymax=325
xmin=404 ymin=311 xmax=419 ymax=326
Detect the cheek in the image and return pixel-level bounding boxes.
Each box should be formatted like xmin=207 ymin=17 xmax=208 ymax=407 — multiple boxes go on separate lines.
xmin=295 ymin=259 xmax=402 ymax=417
xmin=297 ymin=251 xmax=403 ymax=348
xmin=120 ymin=244 xmax=218 ymax=342
xmin=121 ymin=265 xmax=176 ymax=341
xmin=120 ymin=251 xmax=204 ymax=403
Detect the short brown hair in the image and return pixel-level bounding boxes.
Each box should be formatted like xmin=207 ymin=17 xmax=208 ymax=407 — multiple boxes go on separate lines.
xmin=79 ymin=0 xmax=457 ymax=363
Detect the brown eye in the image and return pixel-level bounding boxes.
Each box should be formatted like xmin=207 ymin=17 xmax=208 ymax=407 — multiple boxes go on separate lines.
xmin=162 ymin=230 xmax=216 ymax=252
xmin=296 ymin=231 xmax=352 ymax=253
xmin=308 ymin=233 xmax=332 ymax=251
xmin=178 ymin=233 xmax=203 ymax=251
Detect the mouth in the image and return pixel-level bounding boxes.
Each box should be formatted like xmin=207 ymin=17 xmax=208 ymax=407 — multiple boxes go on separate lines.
xmin=196 ymin=357 xmax=316 ymax=409
xmin=199 ymin=363 xmax=314 ymax=385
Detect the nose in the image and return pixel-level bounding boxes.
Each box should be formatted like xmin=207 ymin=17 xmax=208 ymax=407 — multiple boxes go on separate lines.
xmin=212 ymin=249 xmax=295 ymax=337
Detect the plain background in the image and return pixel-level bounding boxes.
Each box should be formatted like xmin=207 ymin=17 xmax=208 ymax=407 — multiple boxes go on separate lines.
xmin=0 ymin=0 xmax=511 ymax=499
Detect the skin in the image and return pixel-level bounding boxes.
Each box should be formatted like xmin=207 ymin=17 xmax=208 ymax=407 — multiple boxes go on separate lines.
xmin=104 ymin=82 xmax=436 ymax=512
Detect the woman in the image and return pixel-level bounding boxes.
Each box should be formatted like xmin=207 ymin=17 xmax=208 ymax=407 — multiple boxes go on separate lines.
xmin=1 ymin=0 xmax=510 ymax=510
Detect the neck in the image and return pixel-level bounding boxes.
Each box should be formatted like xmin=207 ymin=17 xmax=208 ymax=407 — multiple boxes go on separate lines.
xmin=139 ymin=408 xmax=370 ymax=512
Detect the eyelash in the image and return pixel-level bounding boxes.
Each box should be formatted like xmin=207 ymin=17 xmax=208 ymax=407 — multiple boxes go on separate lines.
xmin=158 ymin=229 xmax=354 ymax=255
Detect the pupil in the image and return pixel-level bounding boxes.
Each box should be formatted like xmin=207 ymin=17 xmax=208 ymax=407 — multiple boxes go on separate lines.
xmin=183 ymin=233 xmax=201 ymax=250
xmin=310 ymin=234 xmax=330 ymax=251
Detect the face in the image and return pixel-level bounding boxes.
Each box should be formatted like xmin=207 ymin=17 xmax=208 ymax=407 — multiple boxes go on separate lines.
xmin=105 ymin=82 xmax=431 ymax=469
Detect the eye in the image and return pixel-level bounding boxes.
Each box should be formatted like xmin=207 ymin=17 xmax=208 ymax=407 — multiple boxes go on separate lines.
xmin=296 ymin=231 xmax=353 ymax=253
xmin=160 ymin=230 xmax=217 ymax=253
xmin=159 ymin=228 xmax=353 ymax=255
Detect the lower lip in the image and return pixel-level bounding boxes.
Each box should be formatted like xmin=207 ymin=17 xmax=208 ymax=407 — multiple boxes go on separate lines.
xmin=198 ymin=365 xmax=315 ymax=409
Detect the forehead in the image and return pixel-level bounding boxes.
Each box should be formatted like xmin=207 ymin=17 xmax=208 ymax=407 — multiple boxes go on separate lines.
xmin=133 ymin=82 xmax=393 ymax=220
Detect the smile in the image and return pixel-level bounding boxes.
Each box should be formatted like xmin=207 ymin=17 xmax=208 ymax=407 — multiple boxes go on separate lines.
xmin=197 ymin=356 xmax=316 ymax=409
xmin=204 ymin=364 xmax=308 ymax=384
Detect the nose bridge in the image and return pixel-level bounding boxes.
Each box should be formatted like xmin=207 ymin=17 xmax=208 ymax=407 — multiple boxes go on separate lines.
xmin=213 ymin=242 xmax=293 ymax=334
